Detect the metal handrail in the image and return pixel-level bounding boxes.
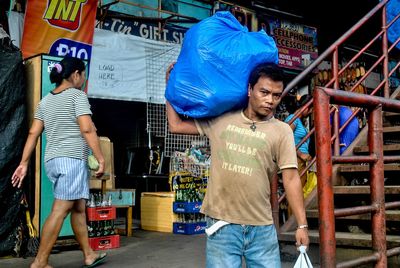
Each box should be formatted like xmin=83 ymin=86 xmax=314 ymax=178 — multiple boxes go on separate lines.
xmin=276 ymin=0 xmax=400 ymax=209
xmin=314 ymin=87 xmax=400 ymax=267
xmin=275 ymin=2 xmax=400 ymax=265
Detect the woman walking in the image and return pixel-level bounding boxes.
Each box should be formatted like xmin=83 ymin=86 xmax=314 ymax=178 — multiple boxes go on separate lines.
xmin=11 ymin=57 xmax=107 ymax=268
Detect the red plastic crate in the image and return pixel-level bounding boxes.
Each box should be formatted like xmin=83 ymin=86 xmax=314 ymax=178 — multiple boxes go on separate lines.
xmin=87 ymin=206 xmax=116 ymax=221
xmin=88 ymin=235 xmax=120 ymax=251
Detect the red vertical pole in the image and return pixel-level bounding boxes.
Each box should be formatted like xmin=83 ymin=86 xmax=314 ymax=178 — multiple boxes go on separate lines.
xmin=271 ymin=174 xmax=279 ymax=231
xmin=368 ymin=105 xmax=387 ymax=267
xmin=314 ymin=88 xmax=336 ymax=268
xmin=382 ymin=5 xmax=390 ymax=98
xmin=332 ymin=48 xmax=341 ymax=156
xmin=333 ymin=108 xmax=340 ymax=156
xmin=332 ymin=48 xmax=339 ymax=90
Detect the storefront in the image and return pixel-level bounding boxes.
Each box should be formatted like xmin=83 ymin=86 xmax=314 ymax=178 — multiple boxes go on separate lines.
xmin=2 ymin=0 xmax=396 ymax=257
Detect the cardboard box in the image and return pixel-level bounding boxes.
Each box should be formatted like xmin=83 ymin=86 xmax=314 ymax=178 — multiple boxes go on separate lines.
xmin=90 ymin=137 xmax=115 ymax=190
xmin=140 ymin=192 xmax=177 ymax=233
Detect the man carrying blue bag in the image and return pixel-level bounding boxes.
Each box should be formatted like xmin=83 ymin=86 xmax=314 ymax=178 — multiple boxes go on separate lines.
xmin=167 ymin=61 xmax=309 ymax=267
xmin=166 ymin=11 xmax=279 ymax=119
xmin=166 ymin=11 xmax=309 ymax=268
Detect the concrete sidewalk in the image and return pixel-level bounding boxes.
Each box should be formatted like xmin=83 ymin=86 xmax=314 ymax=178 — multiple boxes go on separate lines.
xmin=0 ymin=230 xmax=320 ymax=268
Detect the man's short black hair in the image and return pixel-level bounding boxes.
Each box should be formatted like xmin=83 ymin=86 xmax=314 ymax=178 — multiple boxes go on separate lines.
xmin=248 ymin=62 xmax=285 ymax=89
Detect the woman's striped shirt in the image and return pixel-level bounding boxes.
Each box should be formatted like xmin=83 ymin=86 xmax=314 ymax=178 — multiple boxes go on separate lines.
xmin=34 ymin=88 xmax=92 ymax=162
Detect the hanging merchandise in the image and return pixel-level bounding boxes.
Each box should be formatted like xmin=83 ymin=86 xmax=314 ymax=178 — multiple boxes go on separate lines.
xmin=314 ymin=63 xmax=367 ymax=95
xmin=21 ymin=194 xmax=39 ymax=257
xmin=166 ymin=11 xmax=278 ymax=118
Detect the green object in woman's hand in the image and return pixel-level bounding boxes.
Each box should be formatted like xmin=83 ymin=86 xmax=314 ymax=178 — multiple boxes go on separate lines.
xmin=88 ymin=155 xmax=99 ymax=170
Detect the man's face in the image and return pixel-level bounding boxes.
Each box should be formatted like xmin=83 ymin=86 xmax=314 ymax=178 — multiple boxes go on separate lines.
xmin=248 ymin=76 xmax=284 ymax=120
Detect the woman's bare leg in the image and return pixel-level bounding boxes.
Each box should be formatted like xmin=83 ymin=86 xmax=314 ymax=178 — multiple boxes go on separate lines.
xmin=70 ymin=199 xmax=102 ymax=265
xmin=31 ymin=199 xmax=73 ymax=268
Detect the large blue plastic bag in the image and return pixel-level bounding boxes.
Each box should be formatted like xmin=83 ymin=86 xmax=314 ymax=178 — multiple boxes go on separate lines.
xmin=387 ymin=0 xmax=400 ymax=49
xmin=165 ymin=11 xmax=278 ymax=118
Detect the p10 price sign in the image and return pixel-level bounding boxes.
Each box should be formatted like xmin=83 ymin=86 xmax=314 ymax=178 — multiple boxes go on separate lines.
xmin=21 ymin=0 xmax=97 ymax=60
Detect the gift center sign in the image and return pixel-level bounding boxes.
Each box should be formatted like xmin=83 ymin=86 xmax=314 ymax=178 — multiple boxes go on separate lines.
xmin=97 ymin=10 xmax=187 ymax=44
xmin=21 ymin=0 xmax=97 ymax=59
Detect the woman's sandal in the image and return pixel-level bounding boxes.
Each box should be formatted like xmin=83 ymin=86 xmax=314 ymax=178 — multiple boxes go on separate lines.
xmin=82 ymin=253 xmax=107 ymax=268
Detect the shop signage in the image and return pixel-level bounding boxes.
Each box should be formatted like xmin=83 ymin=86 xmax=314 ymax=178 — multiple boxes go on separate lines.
xmin=266 ymin=17 xmax=318 ymax=70
xmin=213 ymin=1 xmax=255 ymax=31
xmin=87 ymin=28 xmax=180 ymax=103
xmin=97 ymin=14 xmax=187 ymax=44
xmin=21 ymin=0 xmax=97 ymax=60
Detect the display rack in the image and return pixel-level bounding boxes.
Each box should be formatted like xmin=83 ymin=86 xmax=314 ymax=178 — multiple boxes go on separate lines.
xmin=144 ymin=40 xmax=210 ymax=158
xmin=169 ymin=149 xmax=209 ymax=234
xmin=146 ymin=40 xmax=179 ymax=137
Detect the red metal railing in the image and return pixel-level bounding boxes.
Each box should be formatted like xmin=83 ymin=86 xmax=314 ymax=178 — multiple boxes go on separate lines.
xmin=273 ymin=0 xmax=400 ymax=224
xmin=314 ymin=87 xmax=400 ymax=267
xmin=272 ymin=0 xmax=400 ymax=266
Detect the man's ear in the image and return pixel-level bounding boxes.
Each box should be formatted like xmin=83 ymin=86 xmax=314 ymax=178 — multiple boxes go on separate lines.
xmin=248 ymin=84 xmax=252 ymax=97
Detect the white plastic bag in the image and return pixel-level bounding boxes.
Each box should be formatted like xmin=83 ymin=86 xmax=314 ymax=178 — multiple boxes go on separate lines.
xmin=293 ymin=245 xmax=313 ymax=268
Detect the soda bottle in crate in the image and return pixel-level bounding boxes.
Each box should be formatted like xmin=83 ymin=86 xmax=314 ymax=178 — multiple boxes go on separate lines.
xmin=173 ymin=213 xmax=206 ymax=235
xmin=171 ymin=150 xmax=209 ymax=235
xmin=86 ymin=193 xmax=119 ymax=250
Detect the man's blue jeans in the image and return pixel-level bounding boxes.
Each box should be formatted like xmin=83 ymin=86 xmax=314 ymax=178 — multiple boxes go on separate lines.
xmin=206 ymin=217 xmax=281 ymax=268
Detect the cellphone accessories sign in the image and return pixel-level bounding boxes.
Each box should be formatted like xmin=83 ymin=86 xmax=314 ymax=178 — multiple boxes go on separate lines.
xmin=266 ymin=17 xmax=318 ymax=71
xmin=21 ymin=0 xmax=97 ymax=60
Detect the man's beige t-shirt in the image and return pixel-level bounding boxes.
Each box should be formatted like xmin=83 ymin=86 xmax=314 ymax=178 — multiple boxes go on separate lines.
xmin=195 ymin=110 xmax=298 ymax=225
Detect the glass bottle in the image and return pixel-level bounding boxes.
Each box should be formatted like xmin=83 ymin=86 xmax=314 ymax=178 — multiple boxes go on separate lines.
xmin=87 ymin=221 xmax=94 ymax=237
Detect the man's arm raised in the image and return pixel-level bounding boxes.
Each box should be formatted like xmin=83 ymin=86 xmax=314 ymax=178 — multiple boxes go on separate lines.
xmin=166 ymin=101 xmax=199 ymax=135
xmin=165 ymin=62 xmax=199 ymax=135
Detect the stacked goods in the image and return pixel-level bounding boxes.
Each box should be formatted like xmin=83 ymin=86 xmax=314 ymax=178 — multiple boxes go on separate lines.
xmin=86 ymin=193 xmax=120 ymax=250
xmin=170 ymin=148 xmax=210 ymax=235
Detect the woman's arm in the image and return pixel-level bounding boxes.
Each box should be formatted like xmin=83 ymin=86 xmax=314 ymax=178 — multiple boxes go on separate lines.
xmin=78 ymin=115 xmax=105 ymax=178
xmin=11 ymin=119 xmax=44 ymax=188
